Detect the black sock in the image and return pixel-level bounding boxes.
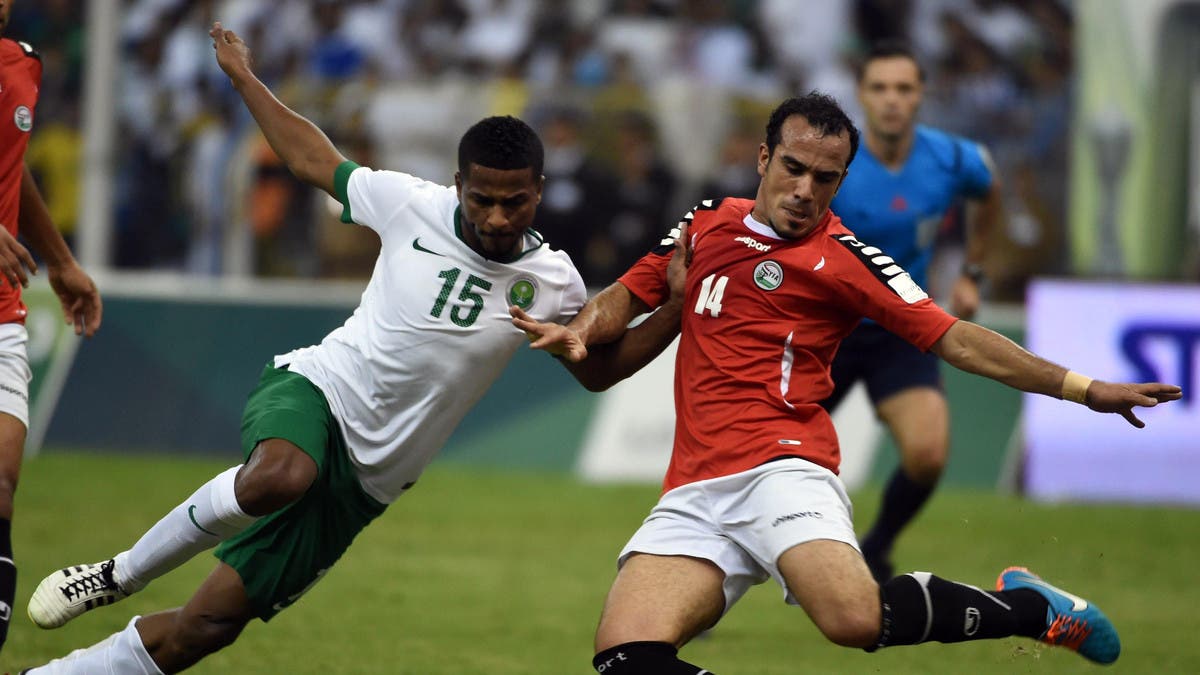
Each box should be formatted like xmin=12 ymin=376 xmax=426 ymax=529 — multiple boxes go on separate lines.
xmin=860 ymin=468 xmax=936 ymax=562
xmin=592 ymin=642 xmax=712 ymax=674
xmin=0 ymin=518 xmax=13 ymax=651
xmin=872 ymin=573 xmax=1049 ymax=650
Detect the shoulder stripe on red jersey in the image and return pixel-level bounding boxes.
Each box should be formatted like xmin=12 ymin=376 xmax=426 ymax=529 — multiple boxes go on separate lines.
xmin=16 ymin=41 xmax=41 ymax=61
xmin=652 ymin=198 xmax=724 ymax=254
xmin=831 ymin=234 xmax=930 ymax=304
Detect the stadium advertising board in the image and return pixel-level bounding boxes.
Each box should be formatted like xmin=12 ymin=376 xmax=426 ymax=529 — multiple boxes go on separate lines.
xmin=1025 ymin=280 xmax=1200 ymax=504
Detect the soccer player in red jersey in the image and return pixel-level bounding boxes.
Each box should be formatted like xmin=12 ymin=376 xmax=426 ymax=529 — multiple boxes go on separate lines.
xmin=0 ymin=0 xmax=102 ymax=652
xmin=515 ymin=93 xmax=1181 ymax=672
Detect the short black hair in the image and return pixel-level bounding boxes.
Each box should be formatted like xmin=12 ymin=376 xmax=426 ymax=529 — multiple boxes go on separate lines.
xmin=857 ymin=39 xmax=926 ymax=83
xmin=765 ymin=92 xmax=859 ymax=167
xmin=458 ymin=116 xmax=544 ymax=177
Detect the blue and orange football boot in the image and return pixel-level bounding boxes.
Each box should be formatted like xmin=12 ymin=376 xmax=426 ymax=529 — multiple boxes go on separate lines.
xmin=996 ymin=566 xmax=1120 ymax=664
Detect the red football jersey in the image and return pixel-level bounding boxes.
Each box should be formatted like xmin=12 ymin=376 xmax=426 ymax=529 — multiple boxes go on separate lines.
xmin=0 ymin=38 xmax=41 ymax=325
xmin=619 ymin=198 xmax=958 ymax=493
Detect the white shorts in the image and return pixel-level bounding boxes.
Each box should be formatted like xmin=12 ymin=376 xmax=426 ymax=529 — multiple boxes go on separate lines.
xmin=618 ymin=458 xmax=858 ymax=612
xmin=0 ymin=323 xmax=30 ymax=428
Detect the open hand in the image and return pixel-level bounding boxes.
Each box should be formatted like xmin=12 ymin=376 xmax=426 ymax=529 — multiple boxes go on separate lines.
xmin=510 ymin=306 xmax=587 ymax=362
xmin=1085 ymin=381 xmax=1183 ymax=428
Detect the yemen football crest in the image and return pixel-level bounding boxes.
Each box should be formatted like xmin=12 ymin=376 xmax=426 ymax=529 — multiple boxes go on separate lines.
xmin=13 ymin=106 xmax=32 ymax=133
xmin=753 ymin=260 xmax=783 ymax=291
xmin=507 ymin=276 xmax=538 ymax=309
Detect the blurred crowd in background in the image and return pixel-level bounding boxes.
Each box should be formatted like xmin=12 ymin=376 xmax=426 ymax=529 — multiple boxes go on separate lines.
xmin=10 ymin=0 xmax=1072 ymax=300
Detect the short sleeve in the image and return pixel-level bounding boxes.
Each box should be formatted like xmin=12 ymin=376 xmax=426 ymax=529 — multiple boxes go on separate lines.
xmin=827 ymin=233 xmax=958 ymax=351
xmin=956 ymin=139 xmax=994 ymax=199
xmin=12 ymin=40 xmax=42 ymax=84
xmin=556 ymin=266 xmax=588 ymax=324
xmin=618 ymin=251 xmax=671 ymax=310
xmin=335 ymin=161 xmax=448 ymax=234
xmin=333 ymin=161 xmax=360 ymax=224
xmin=28 ymin=53 xmax=42 ymax=86
xmin=615 ymin=203 xmax=701 ymax=310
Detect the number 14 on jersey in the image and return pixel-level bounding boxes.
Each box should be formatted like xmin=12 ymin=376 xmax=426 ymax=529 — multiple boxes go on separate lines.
xmin=695 ymin=274 xmax=728 ymax=317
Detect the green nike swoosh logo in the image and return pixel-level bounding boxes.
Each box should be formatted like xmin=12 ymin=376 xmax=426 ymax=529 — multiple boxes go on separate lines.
xmin=412 ymin=238 xmax=445 ymax=256
xmin=188 ymin=505 xmax=220 ymax=537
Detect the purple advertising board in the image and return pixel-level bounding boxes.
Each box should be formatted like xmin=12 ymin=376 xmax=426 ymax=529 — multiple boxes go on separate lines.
xmin=1025 ymin=280 xmax=1199 ymax=504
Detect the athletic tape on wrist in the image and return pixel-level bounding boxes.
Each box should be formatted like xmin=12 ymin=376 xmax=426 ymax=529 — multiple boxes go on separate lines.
xmin=1062 ymin=371 xmax=1093 ymax=404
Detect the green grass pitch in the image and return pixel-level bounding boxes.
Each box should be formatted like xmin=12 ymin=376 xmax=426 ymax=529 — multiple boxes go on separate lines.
xmin=4 ymin=451 xmax=1198 ymax=674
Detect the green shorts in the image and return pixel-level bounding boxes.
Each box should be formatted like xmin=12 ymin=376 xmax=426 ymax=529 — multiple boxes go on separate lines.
xmin=215 ymin=363 xmax=387 ymax=621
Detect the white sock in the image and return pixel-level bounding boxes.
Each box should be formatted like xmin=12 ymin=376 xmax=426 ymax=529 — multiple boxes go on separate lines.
xmin=115 ymin=465 xmax=258 ymax=593
xmin=25 ymin=615 xmax=164 ymax=674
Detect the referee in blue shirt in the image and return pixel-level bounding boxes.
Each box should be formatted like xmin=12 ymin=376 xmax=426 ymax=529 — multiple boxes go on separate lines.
xmin=823 ymin=41 xmax=1002 ymax=582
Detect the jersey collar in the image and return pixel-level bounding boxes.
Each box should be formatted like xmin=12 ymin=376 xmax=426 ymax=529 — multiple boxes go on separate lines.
xmin=453 ymin=206 xmax=545 ymax=263
xmin=743 ymin=212 xmax=783 ymax=240
xmin=742 ymin=209 xmax=833 ymax=241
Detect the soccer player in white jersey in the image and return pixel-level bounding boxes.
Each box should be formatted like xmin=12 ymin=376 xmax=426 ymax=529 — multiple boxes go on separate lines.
xmin=19 ymin=23 xmax=687 ymax=675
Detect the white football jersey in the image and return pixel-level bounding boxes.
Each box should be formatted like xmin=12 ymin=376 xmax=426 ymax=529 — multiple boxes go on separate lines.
xmin=277 ymin=163 xmax=586 ymax=503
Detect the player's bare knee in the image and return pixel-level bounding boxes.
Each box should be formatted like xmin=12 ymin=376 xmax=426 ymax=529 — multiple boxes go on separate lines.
xmin=235 ymin=444 xmax=317 ymax=515
xmin=172 ymin=611 xmax=246 ymax=657
xmin=0 ymin=474 xmax=16 ymax=517
xmin=0 ymin=473 xmax=15 ymax=496
xmin=901 ymin=443 xmax=947 ymax=484
xmin=811 ymin=595 xmax=882 ymax=648
xmin=595 ymin=609 xmax=701 ymax=652
xmin=595 ymin=618 xmax=682 ymax=652
xmin=815 ymin=607 xmax=881 ymax=648
xmin=594 ymin=626 xmax=630 ymax=653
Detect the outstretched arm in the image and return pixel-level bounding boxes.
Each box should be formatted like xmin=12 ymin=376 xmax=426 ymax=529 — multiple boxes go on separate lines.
xmin=513 ymin=283 xmax=652 ymax=363
xmin=210 ymin=22 xmax=345 ymax=195
xmin=17 ymin=164 xmax=101 ymax=337
xmin=931 ymin=320 xmax=1182 ymax=427
xmin=513 ymin=222 xmax=691 ymax=391
xmin=521 ymin=290 xmax=681 ymax=392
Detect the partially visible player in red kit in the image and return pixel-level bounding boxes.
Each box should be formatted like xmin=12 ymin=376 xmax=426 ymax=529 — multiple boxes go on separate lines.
xmin=515 ymin=93 xmax=1181 ymax=673
xmin=0 ymin=0 xmax=102 ymax=652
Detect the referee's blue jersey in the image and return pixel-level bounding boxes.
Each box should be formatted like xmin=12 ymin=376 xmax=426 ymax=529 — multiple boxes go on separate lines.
xmin=831 ymin=124 xmax=993 ymax=291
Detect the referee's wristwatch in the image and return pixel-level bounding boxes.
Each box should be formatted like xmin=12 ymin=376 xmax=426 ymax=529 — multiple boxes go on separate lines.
xmin=961 ymin=262 xmax=985 ymax=283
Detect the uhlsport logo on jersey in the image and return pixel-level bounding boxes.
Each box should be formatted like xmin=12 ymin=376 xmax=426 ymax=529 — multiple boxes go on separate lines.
xmin=734 ymin=235 xmax=771 ymax=252
xmin=507 ymin=276 xmax=538 ymax=309
xmin=13 ymin=106 xmax=32 ymax=133
xmin=753 ymin=260 xmax=783 ymax=291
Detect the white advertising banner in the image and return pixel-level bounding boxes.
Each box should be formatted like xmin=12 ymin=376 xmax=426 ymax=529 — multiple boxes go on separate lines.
xmin=1025 ymin=280 xmax=1200 ymax=504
